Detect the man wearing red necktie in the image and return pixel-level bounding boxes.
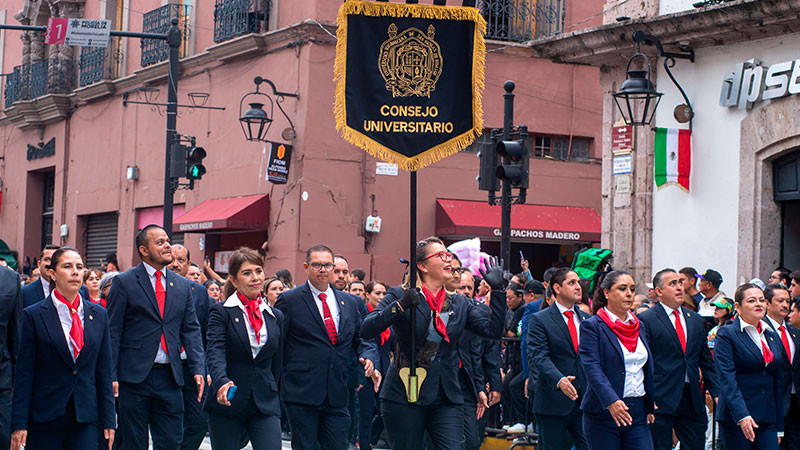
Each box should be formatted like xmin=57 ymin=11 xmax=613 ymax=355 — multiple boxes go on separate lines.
xmin=275 ymin=244 xmax=378 ymax=450
xmin=638 ymin=268 xmax=718 ymax=450
xmin=107 ymin=225 xmax=205 ymax=450
xmin=763 ymin=282 xmax=800 ymax=448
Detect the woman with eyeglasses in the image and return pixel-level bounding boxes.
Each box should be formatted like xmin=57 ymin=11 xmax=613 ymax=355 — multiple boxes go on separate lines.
xmin=361 ymin=237 xmax=508 ymax=450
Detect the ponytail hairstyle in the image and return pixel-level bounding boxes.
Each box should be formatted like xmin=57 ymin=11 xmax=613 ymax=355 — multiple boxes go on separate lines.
xmin=222 ymin=247 xmax=264 ymax=300
xmin=591 ymin=270 xmax=632 ymax=315
xmin=402 ymin=236 xmax=445 ymax=289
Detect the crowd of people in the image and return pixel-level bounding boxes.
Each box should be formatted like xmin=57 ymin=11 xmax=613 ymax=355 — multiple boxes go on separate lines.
xmin=2 ymin=225 xmax=800 ymax=450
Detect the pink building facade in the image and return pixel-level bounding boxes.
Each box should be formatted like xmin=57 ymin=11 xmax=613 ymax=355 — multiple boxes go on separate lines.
xmin=0 ymin=0 xmax=603 ymax=283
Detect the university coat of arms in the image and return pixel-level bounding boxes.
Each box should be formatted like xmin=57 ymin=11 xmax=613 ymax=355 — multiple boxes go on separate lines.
xmin=378 ymin=24 xmax=443 ymax=98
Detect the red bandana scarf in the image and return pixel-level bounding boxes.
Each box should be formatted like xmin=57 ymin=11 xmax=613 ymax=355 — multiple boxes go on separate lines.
xmin=367 ymin=303 xmax=391 ymax=345
xmin=237 ymin=292 xmax=264 ymax=342
xmin=53 ymin=289 xmax=84 ymax=357
xmin=90 ymin=297 xmax=107 ymax=308
xmin=421 ymin=285 xmax=450 ymax=343
xmin=597 ymin=307 xmax=640 ymax=352
xmin=756 ymin=322 xmax=774 ymax=365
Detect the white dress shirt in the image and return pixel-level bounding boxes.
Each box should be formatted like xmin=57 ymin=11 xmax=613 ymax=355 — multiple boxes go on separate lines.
xmin=143 ymin=262 xmax=170 ymax=364
xmin=41 ymin=277 xmax=51 ymax=299
xmin=660 ymin=302 xmax=689 ymax=382
xmin=554 ymin=301 xmax=581 ymax=390
xmin=739 ymin=319 xmax=772 ymax=361
xmin=604 ymin=308 xmax=647 ymax=398
xmin=223 ymin=293 xmax=273 ymax=358
xmin=309 ymin=282 xmax=340 ymax=330
xmin=52 ymin=293 xmax=85 ymax=360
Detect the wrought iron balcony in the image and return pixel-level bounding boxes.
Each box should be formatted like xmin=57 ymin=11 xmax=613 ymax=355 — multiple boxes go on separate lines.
xmin=213 ymin=0 xmax=270 ymax=43
xmin=4 ymin=59 xmax=75 ymax=108
xmin=141 ymin=3 xmax=190 ymax=67
xmin=79 ymin=37 xmax=122 ymax=87
xmin=480 ymin=0 xmax=565 ymax=42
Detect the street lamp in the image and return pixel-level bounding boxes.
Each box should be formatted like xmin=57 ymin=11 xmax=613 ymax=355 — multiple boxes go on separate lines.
xmin=239 ymin=76 xmax=298 ymax=142
xmin=614 ymin=30 xmax=695 ymax=129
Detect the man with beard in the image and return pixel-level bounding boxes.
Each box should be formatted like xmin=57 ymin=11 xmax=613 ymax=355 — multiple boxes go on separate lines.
xmin=333 ymin=255 xmax=351 ymax=291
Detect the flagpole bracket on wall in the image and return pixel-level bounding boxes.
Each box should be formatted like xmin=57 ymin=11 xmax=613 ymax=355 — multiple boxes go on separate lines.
xmin=632 ymin=30 xmax=695 ymax=131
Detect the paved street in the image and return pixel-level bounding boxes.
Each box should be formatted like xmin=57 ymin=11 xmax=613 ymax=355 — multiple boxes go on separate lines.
xmin=196 ymin=436 xmax=291 ymax=449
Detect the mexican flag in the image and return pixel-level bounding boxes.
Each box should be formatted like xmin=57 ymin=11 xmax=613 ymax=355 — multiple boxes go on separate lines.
xmin=654 ymin=128 xmax=691 ymax=191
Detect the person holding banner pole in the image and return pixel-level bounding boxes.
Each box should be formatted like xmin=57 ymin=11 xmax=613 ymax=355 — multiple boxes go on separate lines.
xmin=361 ymin=238 xmax=507 ymax=449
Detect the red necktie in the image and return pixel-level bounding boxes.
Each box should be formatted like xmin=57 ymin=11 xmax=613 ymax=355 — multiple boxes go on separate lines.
xmin=673 ymin=310 xmax=686 ymax=353
xmin=563 ymin=310 xmax=579 ymax=354
xmin=155 ymin=271 xmax=168 ymax=354
xmin=780 ymin=325 xmax=793 ymax=364
xmin=757 ymin=322 xmax=774 ymax=365
xmin=53 ymin=289 xmax=84 ymax=358
xmin=318 ymin=293 xmax=338 ymax=344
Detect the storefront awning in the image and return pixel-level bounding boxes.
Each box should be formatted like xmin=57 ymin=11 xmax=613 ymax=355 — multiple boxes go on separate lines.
xmin=173 ymin=194 xmax=269 ymax=233
xmin=435 ymin=199 xmax=601 ymax=243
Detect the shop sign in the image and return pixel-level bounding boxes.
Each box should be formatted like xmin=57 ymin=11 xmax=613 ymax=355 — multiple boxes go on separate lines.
xmin=492 ymin=228 xmax=583 ymax=241
xmin=27 ymin=138 xmax=55 ymax=160
xmin=177 ymin=221 xmax=214 ymax=232
xmin=720 ymin=58 xmax=800 ymax=110
xmin=265 ymin=142 xmax=292 ymax=185
xmin=376 ymin=162 xmax=398 ymax=176
xmin=611 ymin=125 xmax=633 ymax=152
xmin=612 ymin=154 xmax=633 ymax=175
xmin=214 ymin=250 xmax=235 ymax=273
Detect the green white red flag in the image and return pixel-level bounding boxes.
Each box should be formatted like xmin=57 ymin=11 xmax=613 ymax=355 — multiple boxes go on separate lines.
xmin=654 ymin=127 xmax=691 ymax=191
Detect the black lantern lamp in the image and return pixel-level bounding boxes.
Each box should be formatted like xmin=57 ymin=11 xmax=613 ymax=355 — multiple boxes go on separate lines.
xmin=613 ymin=51 xmax=662 ymax=127
xmin=239 ymin=77 xmax=299 ymax=142
xmin=614 ymin=31 xmax=695 ymax=129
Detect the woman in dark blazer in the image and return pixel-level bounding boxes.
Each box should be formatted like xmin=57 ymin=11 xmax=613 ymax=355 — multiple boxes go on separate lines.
xmin=205 ymin=247 xmax=284 ymax=450
xmin=714 ymin=282 xmax=788 ymax=449
xmin=358 ymin=280 xmax=392 ymax=450
xmin=579 ymin=270 xmax=655 ymax=450
xmin=361 ymin=237 xmax=508 ymax=450
xmin=11 ymin=247 xmax=115 ymax=450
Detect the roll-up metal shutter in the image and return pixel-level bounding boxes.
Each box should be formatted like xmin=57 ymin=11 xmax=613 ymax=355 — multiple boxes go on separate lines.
xmin=85 ymin=213 xmax=119 ymax=269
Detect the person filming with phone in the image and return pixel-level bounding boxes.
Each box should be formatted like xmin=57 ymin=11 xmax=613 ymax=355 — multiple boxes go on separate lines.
xmin=205 ymin=247 xmax=284 ymax=450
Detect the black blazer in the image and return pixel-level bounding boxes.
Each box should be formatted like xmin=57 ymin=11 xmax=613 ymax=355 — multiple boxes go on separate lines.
xmin=205 ymin=294 xmax=284 ymax=417
xmin=11 ymin=296 xmax=115 ymax=430
xmin=763 ymin=318 xmax=799 ymax=414
xmin=22 ymin=279 xmax=88 ymax=309
xmin=0 ymin=267 xmax=22 ymax=390
xmin=188 ymin=279 xmax=211 ymax=348
xmin=361 ymin=287 xmax=507 ymax=406
xmin=638 ymin=303 xmax=718 ymax=415
xmin=274 ymin=283 xmax=377 ymax=408
xmin=107 ymin=263 xmax=204 ymax=385
xmin=528 ymin=302 xmax=590 ymax=416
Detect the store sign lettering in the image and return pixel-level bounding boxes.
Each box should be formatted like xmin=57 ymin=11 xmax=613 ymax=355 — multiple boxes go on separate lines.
xmin=178 ymin=221 xmax=213 ymax=231
xmin=492 ymin=228 xmax=582 ymax=241
xmin=720 ymin=58 xmax=800 ymax=110
xmin=27 ymin=138 xmax=55 ymax=160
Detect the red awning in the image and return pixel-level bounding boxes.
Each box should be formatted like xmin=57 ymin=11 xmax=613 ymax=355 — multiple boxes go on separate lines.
xmin=435 ymin=199 xmax=601 ymax=243
xmin=173 ymin=194 xmax=269 ymax=233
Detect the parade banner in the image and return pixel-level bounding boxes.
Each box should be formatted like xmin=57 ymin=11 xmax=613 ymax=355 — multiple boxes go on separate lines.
xmin=333 ymin=0 xmax=486 ymax=171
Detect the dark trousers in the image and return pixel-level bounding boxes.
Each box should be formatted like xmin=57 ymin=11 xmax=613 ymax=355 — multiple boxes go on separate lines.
xmin=536 ymin=405 xmax=588 ymax=450
xmin=583 ymin=397 xmax=653 ymax=450
xmin=650 ymin=385 xmax=707 ymax=450
xmin=285 ymin=400 xmax=349 ymax=450
xmin=461 ymin=400 xmax=481 ymax=450
xmin=357 ymin=378 xmax=377 ymax=450
xmin=119 ymin=365 xmax=184 ymax=450
xmin=502 ymin=366 xmax=522 ymax=424
xmin=180 ymin=362 xmax=208 ymax=450
xmin=207 ymin=396 xmax=281 ymax=450
xmin=719 ymin=421 xmax=779 ymax=450
xmin=783 ymin=394 xmax=800 ymax=450
xmin=509 ymin=371 xmax=528 ymax=424
xmin=0 ymin=388 xmax=10 ymax=449
xmin=381 ymin=393 xmax=463 ymax=450
xmin=26 ymin=396 xmax=98 ymax=450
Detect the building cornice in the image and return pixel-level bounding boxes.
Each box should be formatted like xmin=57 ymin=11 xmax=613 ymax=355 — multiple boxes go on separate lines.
xmin=526 ymin=0 xmax=800 ymax=67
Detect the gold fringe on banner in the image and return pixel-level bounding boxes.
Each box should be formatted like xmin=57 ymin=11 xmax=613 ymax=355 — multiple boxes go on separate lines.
xmin=333 ymin=0 xmax=487 ymax=172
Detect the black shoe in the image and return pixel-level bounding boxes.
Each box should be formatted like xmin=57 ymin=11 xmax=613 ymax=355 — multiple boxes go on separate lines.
xmin=281 ymin=431 xmax=291 ymax=441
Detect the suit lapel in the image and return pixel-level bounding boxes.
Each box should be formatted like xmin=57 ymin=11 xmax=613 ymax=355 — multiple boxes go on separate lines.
xmin=549 ymin=304 xmax=576 ymax=355
xmin=229 ymin=306 xmax=253 ymax=357
xmin=135 ymin=264 xmax=161 ymax=318
xmin=735 ymin=319 xmax=767 ymax=363
xmin=333 ymin=290 xmax=349 ymax=337
xmin=301 ymin=284 xmax=330 ymax=340
xmin=255 ymin=310 xmax=278 ymax=361
xmin=76 ymin=303 xmax=98 ymax=367
xmin=34 ymin=279 xmax=45 ymax=301
xmin=652 ymin=303 xmax=682 ymax=352
xmin=600 ymin=320 xmax=625 ymax=362
xmin=163 ymin=270 xmax=180 ymax=322
xmin=681 ymin=308 xmax=696 ymax=350
xmin=41 ymin=298 xmax=76 ymax=368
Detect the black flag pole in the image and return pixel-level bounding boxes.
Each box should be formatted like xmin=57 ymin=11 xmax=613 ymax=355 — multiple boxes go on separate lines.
xmin=407 ymin=170 xmax=419 ymax=402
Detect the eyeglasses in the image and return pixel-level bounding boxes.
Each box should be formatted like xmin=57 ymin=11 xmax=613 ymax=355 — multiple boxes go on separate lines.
xmin=309 ymin=262 xmax=334 ymax=271
xmin=420 ymin=251 xmax=454 ymax=263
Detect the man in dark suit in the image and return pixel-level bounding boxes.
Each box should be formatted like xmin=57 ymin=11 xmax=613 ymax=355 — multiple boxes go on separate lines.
xmin=22 ymin=245 xmax=88 ymax=307
xmin=107 ymin=225 xmax=205 ymax=450
xmin=763 ymin=282 xmax=800 ymax=449
xmin=0 ymin=266 xmax=22 ymax=449
xmin=527 ymin=268 xmax=589 ymax=450
xmin=167 ymin=244 xmax=211 ymax=450
xmin=638 ymin=268 xmax=718 ymax=450
xmin=275 ymin=244 xmax=377 ymax=450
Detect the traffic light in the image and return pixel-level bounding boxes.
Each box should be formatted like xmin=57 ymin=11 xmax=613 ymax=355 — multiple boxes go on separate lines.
xmin=186 ymin=146 xmax=206 ymax=180
xmin=477 ymin=135 xmax=499 ymax=192
xmin=496 ymin=139 xmax=529 ymax=189
xmin=170 ymin=144 xmax=188 ymax=179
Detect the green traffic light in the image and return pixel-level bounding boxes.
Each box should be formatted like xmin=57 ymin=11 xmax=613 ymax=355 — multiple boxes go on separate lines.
xmin=191 ymin=166 xmax=200 ymax=178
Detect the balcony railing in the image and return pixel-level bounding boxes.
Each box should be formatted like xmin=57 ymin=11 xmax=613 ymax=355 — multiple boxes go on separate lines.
xmin=213 ymin=0 xmax=270 ymax=44
xmin=480 ymin=0 xmax=565 ymax=42
xmin=4 ymin=59 xmax=75 ymax=108
xmin=79 ymin=37 xmax=122 ymax=87
xmin=141 ymin=3 xmax=190 ymax=67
